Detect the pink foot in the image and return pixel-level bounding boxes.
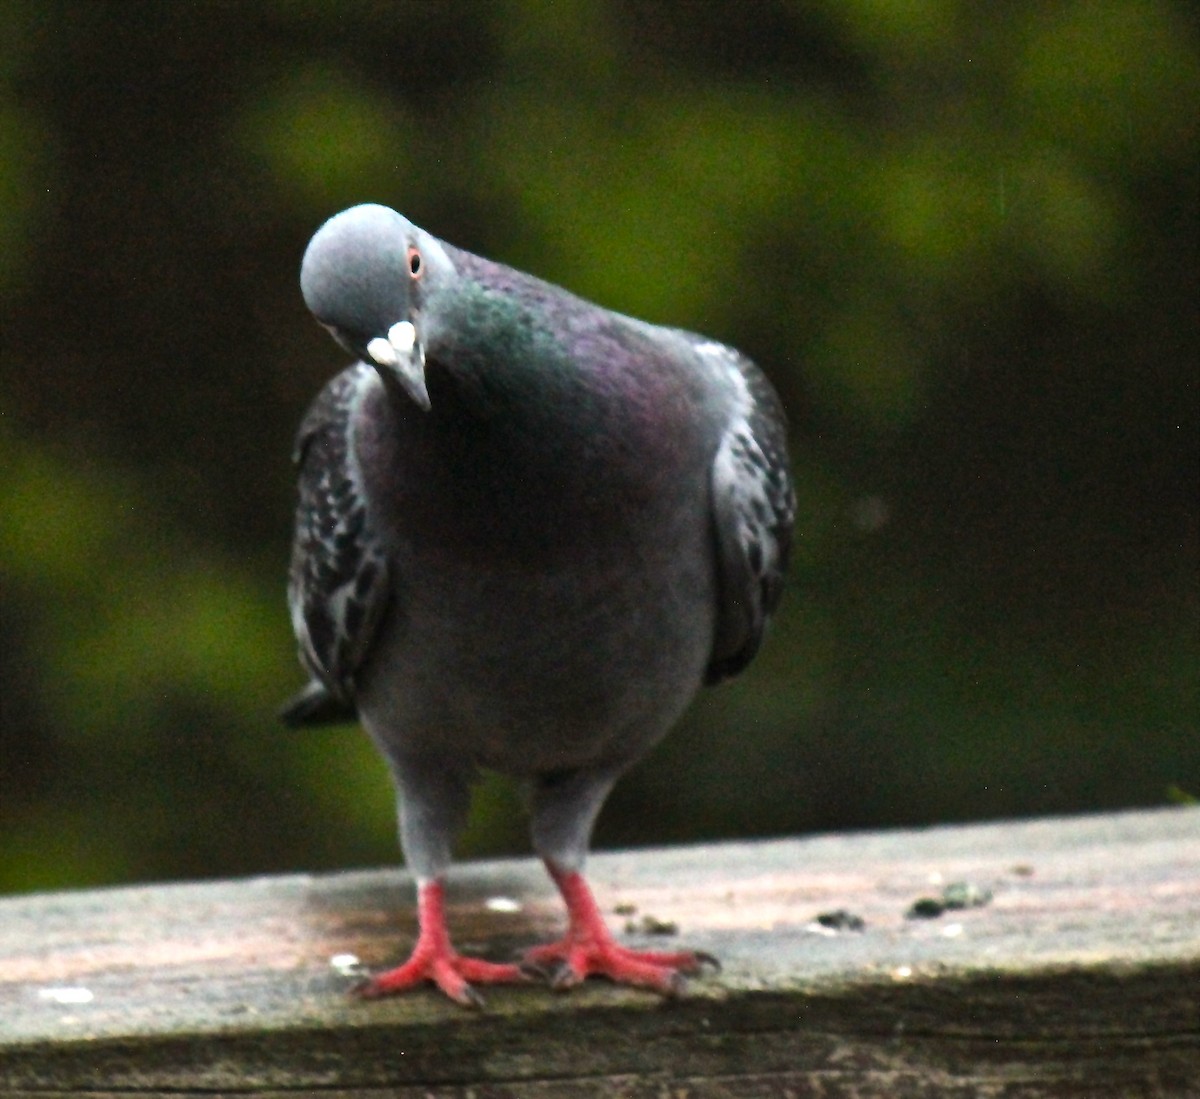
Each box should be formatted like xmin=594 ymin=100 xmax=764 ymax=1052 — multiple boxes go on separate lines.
xmin=355 ymin=880 xmax=526 ymax=1007
xmin=524 ymin=866 xmax=717 ymax=994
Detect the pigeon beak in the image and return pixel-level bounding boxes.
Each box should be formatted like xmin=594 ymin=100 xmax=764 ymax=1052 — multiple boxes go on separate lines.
xmin=366 ymin=320 xmax=431 ymax=411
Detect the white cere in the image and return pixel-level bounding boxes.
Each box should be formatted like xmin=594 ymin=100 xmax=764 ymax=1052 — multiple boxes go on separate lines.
xmin=366 ymin=336 xmax=398 ymax=367
xmin=38 ymin=986 xmax=94 ymax=1005
xmin=485 ymin=896 xmax=522 ymax=913
xmin=387 ymin=320 xmax=417 ymax=354
xmin=367 ymin=321 xmax=418 ymax=369
xmin=941 ymin=922 xmax=965 ymax=939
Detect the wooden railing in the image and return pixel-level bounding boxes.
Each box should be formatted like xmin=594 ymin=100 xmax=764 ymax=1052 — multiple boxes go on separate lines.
xmin=2 ymin=806 xmax=1198 ymax=1095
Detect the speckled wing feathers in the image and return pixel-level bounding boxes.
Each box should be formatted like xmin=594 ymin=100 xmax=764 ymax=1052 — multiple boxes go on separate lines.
xmin=702 ymin=342 xmax=795 ymax=683
xmin=285 ymin=364 xmax=389 ymax=719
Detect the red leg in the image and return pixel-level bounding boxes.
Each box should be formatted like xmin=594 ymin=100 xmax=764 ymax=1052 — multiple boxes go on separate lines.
xmin=355 ymin=880 xmax=526 ymax=1007
xmin=523 ymin=864 xmax=717 ymax=994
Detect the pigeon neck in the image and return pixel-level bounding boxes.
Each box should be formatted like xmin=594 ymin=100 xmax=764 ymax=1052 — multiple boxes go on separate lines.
xmin=423 ymin=274 xmax=586 ymax=427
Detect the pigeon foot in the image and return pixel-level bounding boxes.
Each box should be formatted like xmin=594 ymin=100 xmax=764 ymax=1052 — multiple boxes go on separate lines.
xmin=355 ymin=951 xmax=525 ymax=1007
xmin=526 ymin=866 xmax=717 ymax=995
xmin=522 ymin=935 xmax=710 ymax=994
xmin=354 ymin=880 xmax=526 ymax=1007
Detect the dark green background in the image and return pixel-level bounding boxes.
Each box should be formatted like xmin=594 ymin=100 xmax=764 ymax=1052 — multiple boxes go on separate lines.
xmin=2 ymin=1 xmax=1196 ymax=895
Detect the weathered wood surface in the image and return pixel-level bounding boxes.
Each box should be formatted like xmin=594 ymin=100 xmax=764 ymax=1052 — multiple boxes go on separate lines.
xmin=0 ymin=806 xmax=1198 ymax=1097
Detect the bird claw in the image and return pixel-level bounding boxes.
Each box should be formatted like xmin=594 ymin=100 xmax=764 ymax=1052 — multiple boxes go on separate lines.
xmin=549 ymin=962 xmax=582 ymax=992
xmin=352 ymin=977 xmax=484 ymax=1009
xmin=352 ymin=954 xmax=524 ymax=1008
xmin=458 ymin=982 xmax=487 ymax=1010
xmin=515 ymin=953 xmax=580 ymax=991
xmin=521 ymin=937 xmax=713 ymax=995
xmin=517 ymin=957 xmax=555 ymax=982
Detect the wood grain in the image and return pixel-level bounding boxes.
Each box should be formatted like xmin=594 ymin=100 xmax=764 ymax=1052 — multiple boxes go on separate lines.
xmin=1 ymin=806 xmax=1198 ymax=1096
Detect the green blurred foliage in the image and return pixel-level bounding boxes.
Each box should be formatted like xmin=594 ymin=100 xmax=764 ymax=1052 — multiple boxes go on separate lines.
xmin=0 ymin=0 xmax=1196 ymax=894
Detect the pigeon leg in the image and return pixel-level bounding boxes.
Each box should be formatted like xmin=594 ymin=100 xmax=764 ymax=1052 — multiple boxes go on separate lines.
xmin=358 ymin=758 xmax=525 ymax=1005
xmin=355 ymin=879 xmax=525 ymax=1006
xmin=525 ymin=767 xmax=715 ymax=993
xmin=523 ymin=862 xmax=716 ymax=994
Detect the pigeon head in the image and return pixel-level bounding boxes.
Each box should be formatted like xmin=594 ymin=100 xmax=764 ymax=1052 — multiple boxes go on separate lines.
xmin=300 ymin=204 xmax=454 ymax=410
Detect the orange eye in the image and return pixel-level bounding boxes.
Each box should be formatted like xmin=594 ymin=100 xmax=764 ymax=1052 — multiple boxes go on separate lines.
xmin=407 ymin=246 xmax=423 ymax=279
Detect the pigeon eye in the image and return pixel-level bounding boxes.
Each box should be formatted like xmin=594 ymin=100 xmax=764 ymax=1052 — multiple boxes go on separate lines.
xmin=407 ymin=246 xmax=423 ymax=279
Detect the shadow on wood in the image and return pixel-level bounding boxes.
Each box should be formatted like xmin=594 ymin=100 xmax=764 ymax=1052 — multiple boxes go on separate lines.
xmin=1 ymin=807 xmax=1198 ymax=1096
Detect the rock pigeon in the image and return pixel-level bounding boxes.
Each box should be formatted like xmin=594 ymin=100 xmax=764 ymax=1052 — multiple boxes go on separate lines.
xmin=284 ymin=203 xmax=794 ymax=1006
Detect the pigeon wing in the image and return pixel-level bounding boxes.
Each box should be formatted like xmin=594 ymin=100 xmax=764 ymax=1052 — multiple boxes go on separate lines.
xmin=703 ymin=344 xmax=795 ymax=683
xmin=284 ymin=364 xmax=390 ymax=721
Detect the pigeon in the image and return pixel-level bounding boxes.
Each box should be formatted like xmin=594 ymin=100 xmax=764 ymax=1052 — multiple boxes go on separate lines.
xmin=285 ymin=203 xmax=795 ymax=1006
